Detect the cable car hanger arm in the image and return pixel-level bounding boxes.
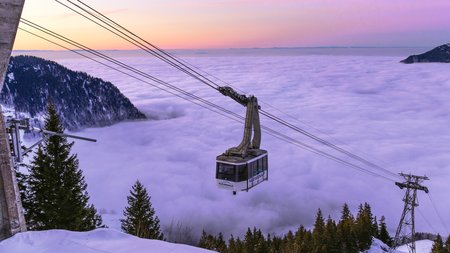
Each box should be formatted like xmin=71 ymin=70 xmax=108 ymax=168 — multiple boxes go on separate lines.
xmin=218 ymin=86 xmax=261 ymax=157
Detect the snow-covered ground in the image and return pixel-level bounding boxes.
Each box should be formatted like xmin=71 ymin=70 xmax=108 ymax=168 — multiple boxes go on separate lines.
xmin=0 ymin=229 xmax=216 ymax=253
xmin=0 ymin=229 xmax=431 ymax=253
xmin=396 ymin=240 xmax=433 ymax=253
xmin=366 ymin=238 xmax=433 ymax=253
xmin=17 ymin=50 xmax=450 ymax=238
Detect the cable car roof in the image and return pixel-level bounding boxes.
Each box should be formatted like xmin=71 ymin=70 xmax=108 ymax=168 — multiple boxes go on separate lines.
xmin=216 ymin=149 xmax=267 ymax=165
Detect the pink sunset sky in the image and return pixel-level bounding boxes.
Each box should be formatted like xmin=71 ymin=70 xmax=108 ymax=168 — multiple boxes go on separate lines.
xmin=14 ymin=0 xmax=450 ymax=50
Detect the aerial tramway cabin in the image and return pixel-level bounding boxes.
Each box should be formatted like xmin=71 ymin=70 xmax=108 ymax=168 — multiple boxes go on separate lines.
xmin=216 ymin=149 xmax=268 ymax=194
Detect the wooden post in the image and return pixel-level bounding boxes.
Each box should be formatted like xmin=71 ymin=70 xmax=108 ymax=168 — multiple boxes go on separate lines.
xmin=0 ymin=0 xmax=27 ymax=240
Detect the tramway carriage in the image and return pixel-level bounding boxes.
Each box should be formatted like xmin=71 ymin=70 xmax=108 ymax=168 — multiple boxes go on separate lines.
xmin=215 ymin=86 xmax=269 ymax=194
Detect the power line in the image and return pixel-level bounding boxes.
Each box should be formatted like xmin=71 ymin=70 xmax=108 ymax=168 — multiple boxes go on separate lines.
xmin=56 ymin=0 xmax=400 ymax=182
xmin=260 ymin=110 xmax=401 ymax=179
xmin=17 ymin=27 xmax=240 ymax=124
xmin=18 ymin=20 xmax=398 ymax=183
xmin=417 ymin=208 xmax=439 ymax=235
xmin=428 ymin=193 xmax=450 ymax=235
xmin=54 ymin=0 xmax=220 ymax=91
xmin=20 ymin=19 xmax=239 ymax=122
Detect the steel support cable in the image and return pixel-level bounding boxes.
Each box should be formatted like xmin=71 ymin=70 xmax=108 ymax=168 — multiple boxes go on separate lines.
xmin=55 ymin=0 xmax=220 ymax=91
xmin=260 ymin=110 xmax=401 ymax=180
xmin=58 ymin=0 xmax=400 ymax=181
xmin=20 ymin=20 xmax=397 ymax=183
xmin=17 ymin=27 xmax=239 ymax=125
xmin=20 ymin=19 xmax=240 ymax=122
xmin=260 ymin=126 xmax=396 ymax=182
xmin=75 ymin=0 xmax=364 ymax=155
xmin=417 ymin=208 xmax=439 ymax=235
xmin=69 ymin=0 xmax=222 ymax=90
xmin=428 ymin=193 xmax=450 ymax=235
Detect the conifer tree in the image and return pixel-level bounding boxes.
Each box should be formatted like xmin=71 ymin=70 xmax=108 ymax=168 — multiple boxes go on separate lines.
xmin=337 ymin=203 xmax=358 ymax=253
xmin=198 ymin=231 xmax=210 ymax=249
xmin=235 ymin=237 xmax=245 ymax=253
xmin=294 ymin=225 xmax=307 ymax=252
xmin=373 ymin=215 xmax=379 ymax=238
xmin=432 ymin=234 xmax=445 ymax=253
xmin=444 ymin=235 xmax=450 ymax=253
xmin=121 ymin=180 xmax=163 ymax=240
xmin=283 ymin=230 xmax=296 ymax=253
xmin=228 ymin=235 xmax=237 ymax=253
xmin=312 ymin=208 xmax=326 ymax=253
xmin=354 ymin=203 xmax=375 ymax=251
xmin=377 ymin=216 xmax=392 ymax=247
xmin=324 ymin=216 xmax=339 ymax=253
xmin=216 ymin=233 xmax=227 ymax=253
xmin=25 ymin=102 xmax=103 ymax=231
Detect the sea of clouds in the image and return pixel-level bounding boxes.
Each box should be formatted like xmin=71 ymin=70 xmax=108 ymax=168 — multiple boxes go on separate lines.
xmin=21 ymin=49 xmax=450 ymax=239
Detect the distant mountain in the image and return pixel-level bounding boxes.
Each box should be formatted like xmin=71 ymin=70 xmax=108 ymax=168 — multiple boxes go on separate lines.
xmin=401 ymin=44 xmax=450 ymax=63
xmin=1 ymin=55 xmax=146 ymax=130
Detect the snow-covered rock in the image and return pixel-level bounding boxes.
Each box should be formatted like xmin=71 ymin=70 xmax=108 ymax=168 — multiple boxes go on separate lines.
xmin=0 ymin=228 xmax=216 ymax=253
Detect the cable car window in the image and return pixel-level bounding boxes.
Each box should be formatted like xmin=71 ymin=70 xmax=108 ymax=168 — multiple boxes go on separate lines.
xmin=250 ymin=161 xmax=257 ymax=176
xmin=236 ymin=165 xmax=247 ymax=181
xmin=257 ymin=158 xmax=263 ymax=174
xmin=217 ymin=163 xmax=236 ymax=181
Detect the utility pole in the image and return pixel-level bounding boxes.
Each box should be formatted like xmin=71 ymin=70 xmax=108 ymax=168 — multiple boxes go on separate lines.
xmin=393 ymin=173 xmax=429 ymax=253
xmin=0 ymin=0 xmax=27 ymax=240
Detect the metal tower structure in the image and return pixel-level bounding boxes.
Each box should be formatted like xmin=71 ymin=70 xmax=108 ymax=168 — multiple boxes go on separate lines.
xmin=0 ymin=0 xmax=27 ymax=241
xmin=393 ymin=173 xmax=429 ymax=253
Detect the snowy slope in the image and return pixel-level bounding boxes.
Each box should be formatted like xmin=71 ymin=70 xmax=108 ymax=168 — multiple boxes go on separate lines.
xmin=366 ymin=238 xmax=401 ymax=253
xmin=0 ymin=229 xmax=216 ymax=253
xmin=396 ymin=240 xmax=433 ymax=253
xmin=362 ymin=238 xmax=433 ymax=253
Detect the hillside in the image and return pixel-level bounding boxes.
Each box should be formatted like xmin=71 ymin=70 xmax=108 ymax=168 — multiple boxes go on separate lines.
xmin=401 ymin=44 xmax=450 ymax=63
xmin=0 ymin=55 xmax=146 ymax=130
xmin=396 ymin=240 xmax=433 ymax=253
xmin=0 ymin=229 xmax=216 ymax=253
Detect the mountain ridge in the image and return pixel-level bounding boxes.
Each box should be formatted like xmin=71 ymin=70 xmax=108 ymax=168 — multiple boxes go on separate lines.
xmin=401 ymin=44 xmax=450 ymax=63
xmin=1 ymin=55 xmax=146 ymax=130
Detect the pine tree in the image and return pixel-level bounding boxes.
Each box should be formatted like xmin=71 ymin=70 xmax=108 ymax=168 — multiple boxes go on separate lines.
xmin=337 ymin=203 xmax=358 ymax=253
xmin=244 ymin=227 xmax=256 ymax=253
xmin=253 ymin=228 xmax=266 ymax=253
xmin=121 ymin=180 xmax=163 ymax=240
xmin=216 ymin=233 xmax=227 ymax=253
xmin=235 ymin=237 xmax=245 ymax=253
xmin=282 ymin=230 xmax=295 ymax=253
xmin=312 ymin=208 xmax=326 ymax=253
xmin=432 ymin=234 xmax=445 ymax=253
xmin=324 ymin=216 xmax=339 ymax=253
xmin=25 ymin=102 xmax=103 ymax=230
xmin=377 ymin=216 xmax=392 ymax=247
xmin=228 ymin=235 xmax=238 ymax=253
xmin=444 ymin=235 xmax=450 ymax=253
xmin=354 ymin=203 xmax=375 ymax=251
xmin=373 ymin=215 xmax=379 ymax=238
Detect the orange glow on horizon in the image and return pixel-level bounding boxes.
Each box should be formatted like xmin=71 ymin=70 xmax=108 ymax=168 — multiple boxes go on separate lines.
xmin=13 ymin=0 xmax=450 ymax=51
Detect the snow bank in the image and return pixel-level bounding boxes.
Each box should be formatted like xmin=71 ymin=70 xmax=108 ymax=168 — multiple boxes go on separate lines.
xmin=363 ymin=238 xmax=432 ymax=253
xmin=0 ymin=228 xmax=216 ymax=253
xmin=366 ymin=238 xmax=401 ymax=253
xmin=396 ymin=240 xmax=433 ymax=253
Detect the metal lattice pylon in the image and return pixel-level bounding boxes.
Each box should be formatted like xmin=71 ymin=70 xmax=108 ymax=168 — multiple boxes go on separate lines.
xmin=393 ymin=173 xmax=429 ymax=253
